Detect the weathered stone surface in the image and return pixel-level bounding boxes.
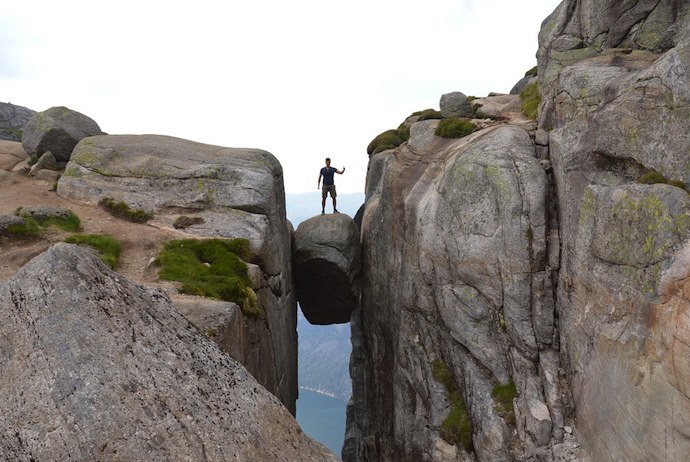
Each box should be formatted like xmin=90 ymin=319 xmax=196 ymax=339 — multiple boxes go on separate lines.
xmin=58 ymin=134 xmax=298 ymax=413
xmin=537 ymin=2 xmax=690 ymax=460
xmin=22 ymin=106 xmax=105 ymax=162
xmin=439 ymin=91 xmax=474 ymax=118
xmin=471 ymin=94 xmax=523 ymax=119
xmin=0 ymin=102 xmax=36 ymax=141
xmin=16 ymin=205 xmax=74 ymax=222
xmin=0 ymin=243 xmax=338 ymax=461
xmin=0 ymin=140 xmax=28 ymax=170
xmin=294 ymin=213 xmax=361 ymax=325
xmin=348 ymin=122 xmax=562 ymax=461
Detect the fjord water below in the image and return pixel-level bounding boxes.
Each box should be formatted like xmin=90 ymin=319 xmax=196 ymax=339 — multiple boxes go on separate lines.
xmin=296 ymin=388 xmax=347 ymax=458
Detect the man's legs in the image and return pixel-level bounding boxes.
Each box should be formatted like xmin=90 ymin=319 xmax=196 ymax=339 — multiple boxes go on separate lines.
xmin=321 ymin=195 xmax=326 ymax=214
xmin=332 ymin=196 xmax=337 ymax=213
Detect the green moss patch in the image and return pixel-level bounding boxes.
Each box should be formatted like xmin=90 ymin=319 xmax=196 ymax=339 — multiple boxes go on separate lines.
xmin=638 ymin=169 xmax=690 ymax=192
xmin=432 ymin=359 xmax=473 ymax=451
xmin=65 ymin=233 xmax=122 ymax=269
xmin=492 ymin=379 xmax=517 ymax=425
xmin=367 ymin=128 xmax=407 ymax=156
xmin=99 ymin=198 xmax=153 ymax=223
xmin=519 ymin=82 xmax=540 ymax=120
xmin=413 ymin=108 xmax=443 ymax=121
xmin=155 ymin=238 xmax=259 ymax=317
xmin=435 ymin=118 xmax=477 ymax=139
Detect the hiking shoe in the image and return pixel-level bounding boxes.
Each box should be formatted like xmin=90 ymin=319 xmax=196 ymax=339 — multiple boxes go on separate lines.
xmin=333 ymin=209 xmax=339 ymax=213
xmin=321 ymin=210 xmax=325 ymax=214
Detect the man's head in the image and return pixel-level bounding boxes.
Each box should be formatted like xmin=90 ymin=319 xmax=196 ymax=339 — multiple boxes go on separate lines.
xmin=325 ymin=158 xmax=331 ymax=166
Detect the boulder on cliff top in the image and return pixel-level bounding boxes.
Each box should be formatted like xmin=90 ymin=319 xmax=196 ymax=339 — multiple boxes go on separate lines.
xmin=22 ymin=106 xmax=105 ymax=162
xmin=294 ymin=213 xmax=361 ymax=325
xmin=440 ymin=91 xmax=474 ymax=118
xmin=0 ymin=243 xmax=337 ymax=461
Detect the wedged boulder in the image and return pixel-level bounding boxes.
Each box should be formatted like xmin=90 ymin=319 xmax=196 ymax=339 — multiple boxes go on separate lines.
xmin=57 ymin=134 xmax=297 ymax=413
xmin=0 ymin=140 xmax=28 ymax=170
xmin=0 ymin=243 xmax=338 ymax=461
xmin=22 ymin=106 xmax=105 ymax=162
xmin=294 ymin=213 xmax=361 ymax=325
xmin=0 ymin=102 xmax=36 ymax=142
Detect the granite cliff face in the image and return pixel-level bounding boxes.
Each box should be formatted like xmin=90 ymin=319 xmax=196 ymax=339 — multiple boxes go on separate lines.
xmin=539 ymin=0 xmax=690 ymax=460
xmin=344 ymin=1 xmax=690 ymax=461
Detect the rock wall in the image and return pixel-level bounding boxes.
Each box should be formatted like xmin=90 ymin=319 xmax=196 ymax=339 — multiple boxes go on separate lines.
xmin=348 ymin=117 xmax=564 ymax=460
xmin=347 ymin=1 xmax=690 ymax=461
xmin=539 ymin=1 xmax=690 ymax=460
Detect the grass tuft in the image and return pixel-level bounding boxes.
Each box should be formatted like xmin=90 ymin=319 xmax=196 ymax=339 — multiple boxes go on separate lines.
xmin=432 ymin=359 xmax=473 ymax=451
xmin=435 ymin=118 xmax=477 ymax=139
xmin=155 ymin=238 xmax=259 ymax=316
xmin=492 ymin=379 xmax=517 ymax=425
xmin=99 ymin=198 xmax=153 ymax=223
xmin=519 ymin=82 xmax=540 ymax=120
xmin=65 ymin=233 xmax=122 ymax=269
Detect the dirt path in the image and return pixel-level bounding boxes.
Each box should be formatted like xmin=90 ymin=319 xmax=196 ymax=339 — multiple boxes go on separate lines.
xmin=0 ymin=170 xmax=183 ymax=288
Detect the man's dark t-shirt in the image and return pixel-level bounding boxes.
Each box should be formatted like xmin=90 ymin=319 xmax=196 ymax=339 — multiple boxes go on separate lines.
xmin=320 ymin=167 xmax=337 ymax=185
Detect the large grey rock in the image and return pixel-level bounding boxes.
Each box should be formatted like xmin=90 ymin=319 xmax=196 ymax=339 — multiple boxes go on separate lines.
xmin=0 ymin=102 xmax=36 ymax=141
xmin=537 ymin=2 xmax=690 ymax=460
xmin=348 ymin=123 xmax=562 ymax=461
xmin=22 ymin=106 xmax=105 ymax=162
xmin=58 ymin=134 xmax=298 ymax=413
xmin=294 ymin=213 xmax=361 ymax=325
xmin=0 ymin=243 xmax=338 ymax=461
xmin=439 ymin=91 xmax=474 ymax=118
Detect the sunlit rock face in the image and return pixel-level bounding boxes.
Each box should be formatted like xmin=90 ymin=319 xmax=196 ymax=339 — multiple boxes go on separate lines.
xmin=538 ymin=1 xmax=690 ymax=460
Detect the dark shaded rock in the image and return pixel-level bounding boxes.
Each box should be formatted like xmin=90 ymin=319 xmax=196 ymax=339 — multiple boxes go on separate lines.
xmin=22 ymin=106 xmax=105 ymax=162
xmin=0 ymin=243 xmax=338 ymax=461
xmin=294 ymin=213 xmax=361 ymax=325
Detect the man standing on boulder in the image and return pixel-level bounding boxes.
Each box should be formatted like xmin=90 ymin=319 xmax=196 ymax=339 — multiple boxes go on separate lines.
xmin=318 ymin=157 xmax=345 ymax=214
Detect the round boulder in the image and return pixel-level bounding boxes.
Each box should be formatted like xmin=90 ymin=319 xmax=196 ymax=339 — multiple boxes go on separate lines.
xmin=22 ymin=106 xmax=105 ymax=162
xmin=440 ymin=91 xmax=474 ymax=118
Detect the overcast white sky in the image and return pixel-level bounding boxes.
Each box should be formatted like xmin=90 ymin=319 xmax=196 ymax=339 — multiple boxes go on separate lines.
xmin=2 ymin=0 xmax=561 ymax=194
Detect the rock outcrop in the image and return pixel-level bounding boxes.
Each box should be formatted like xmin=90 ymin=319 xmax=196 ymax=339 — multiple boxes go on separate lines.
xmin=22 ymin=106 xmax=105 ymax=162
xmin=0 ymin=102 xmax=36 ymax=142
xmin=294 ymin=213 xmax=361 ymax=324
xmin=57 ymin=134 xmax=297 ymax=413
xmin=348 ymin=118 xmax=562 ymax=460
xmin=537 ymin=1 xmax=690 ymax=460
xmin=0 ymin=243 xmax=337 ymax=461
xmin=346 ymin=1 xmax=690 ymax=461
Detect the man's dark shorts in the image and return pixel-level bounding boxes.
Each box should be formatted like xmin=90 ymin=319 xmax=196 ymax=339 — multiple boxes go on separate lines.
xmin=322 ymin=184 xmax=337 ymax=198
